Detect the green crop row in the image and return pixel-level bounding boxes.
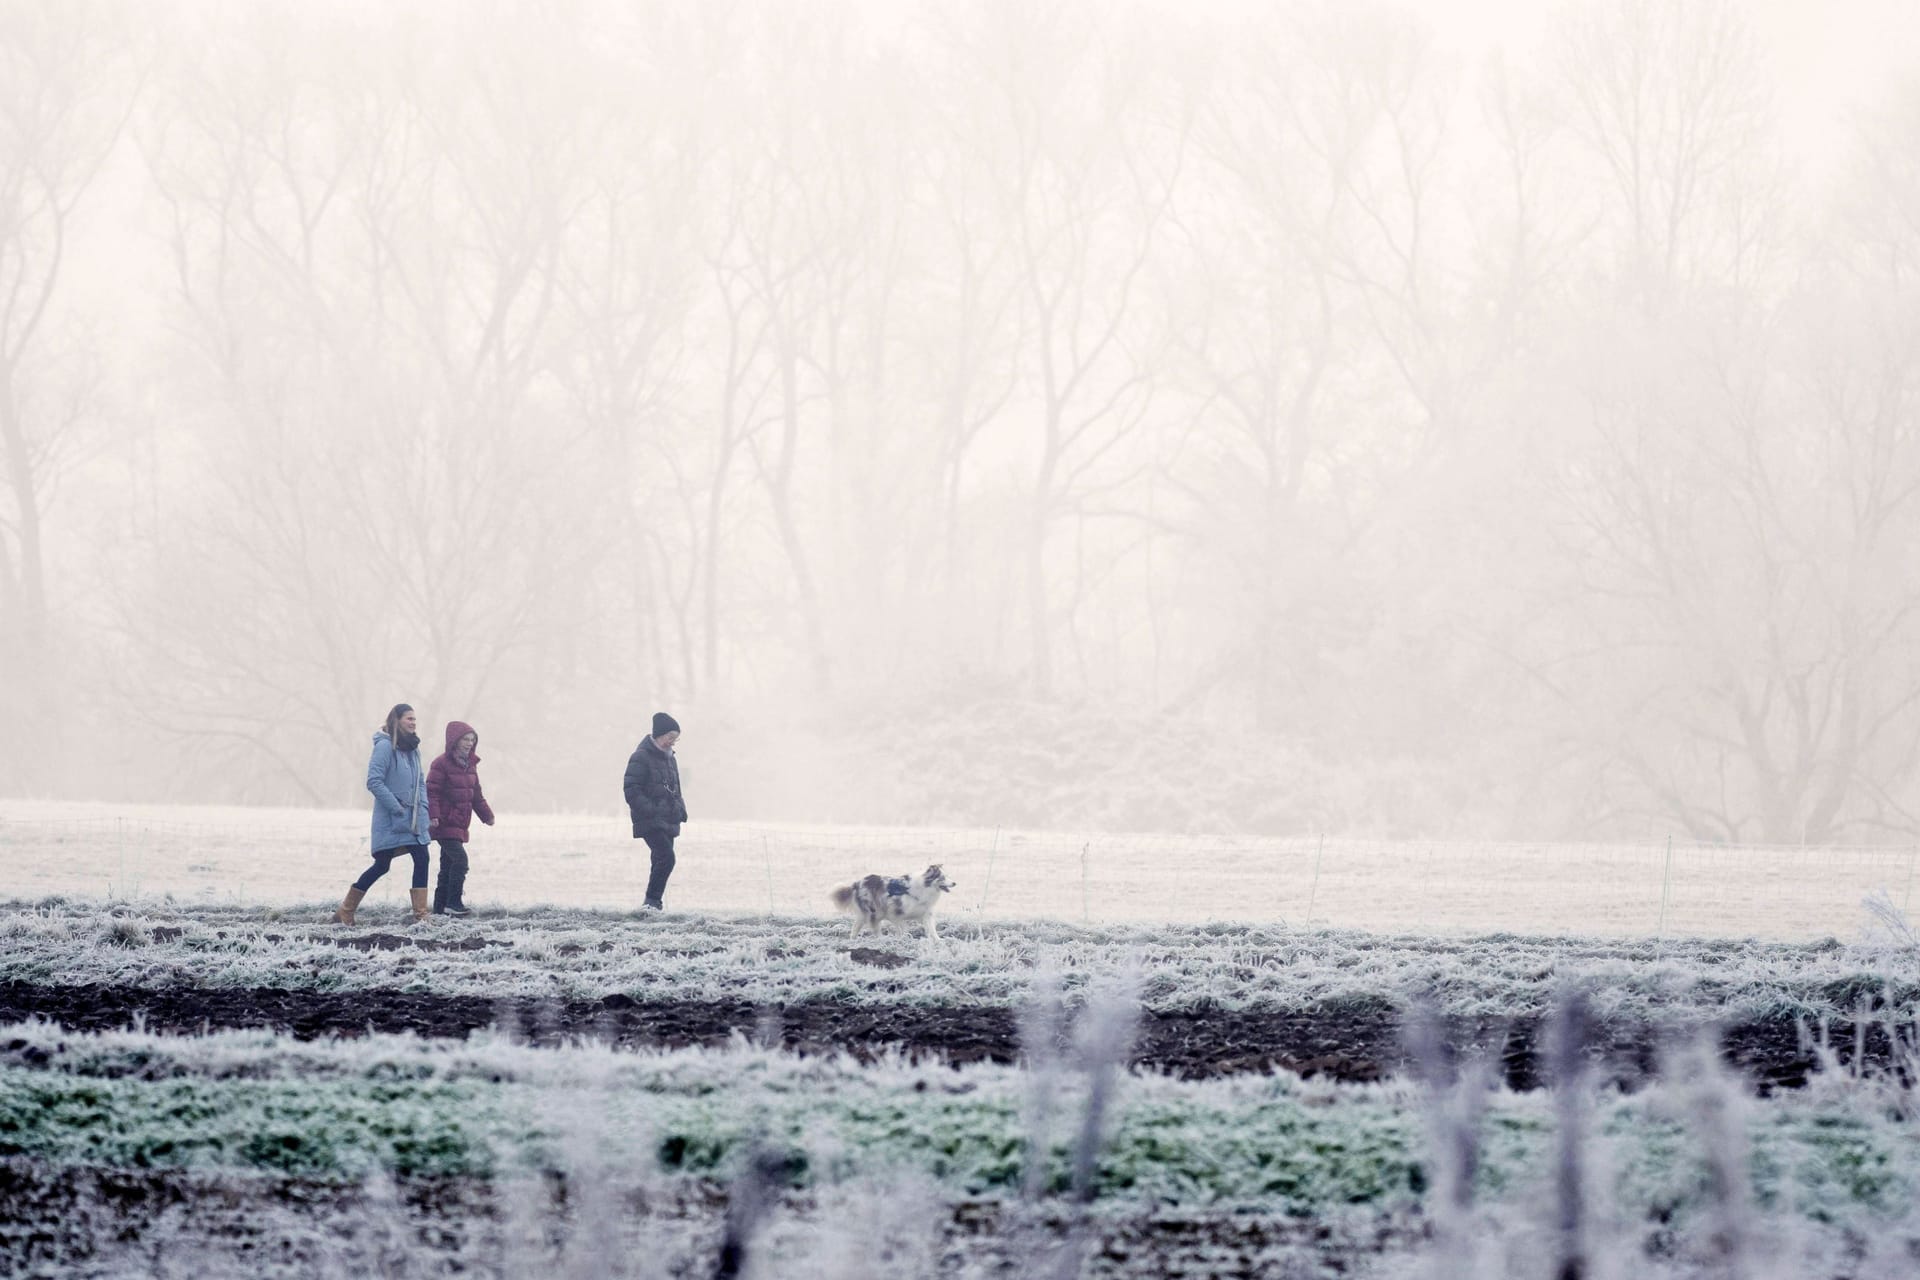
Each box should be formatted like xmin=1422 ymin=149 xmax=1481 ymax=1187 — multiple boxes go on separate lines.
xmin=4 ymin=1018 xmax=1919 ymax=1234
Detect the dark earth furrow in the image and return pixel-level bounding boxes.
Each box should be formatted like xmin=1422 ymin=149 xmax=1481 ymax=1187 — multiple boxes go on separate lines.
xmin=0 ymin=1159 xmax=1418 ymax=1279
xmin=0 ymin=979 xmax=1884 ymax=1091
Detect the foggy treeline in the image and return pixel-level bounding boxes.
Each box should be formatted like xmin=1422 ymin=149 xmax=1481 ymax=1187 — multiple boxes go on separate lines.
xmin=2 ymin=0 xmax=1918 ymax=843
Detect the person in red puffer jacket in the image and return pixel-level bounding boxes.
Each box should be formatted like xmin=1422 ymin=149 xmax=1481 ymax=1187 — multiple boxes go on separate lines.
xmin=427 ymin=720 xmax=495 ymax=916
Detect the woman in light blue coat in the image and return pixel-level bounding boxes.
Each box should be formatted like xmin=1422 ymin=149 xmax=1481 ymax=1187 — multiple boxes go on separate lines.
xmin=336 ymin=703 xmax=432 ymax=924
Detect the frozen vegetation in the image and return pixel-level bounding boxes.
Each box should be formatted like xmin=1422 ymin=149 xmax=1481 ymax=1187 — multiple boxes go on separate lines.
xmin=8 ymin=997 xmax=1920 ymax=1275
xmin=3 ymin=897 xmax=1916 ymax=1028
xmin=4 ymin=900 xmax=1920 ymax=1273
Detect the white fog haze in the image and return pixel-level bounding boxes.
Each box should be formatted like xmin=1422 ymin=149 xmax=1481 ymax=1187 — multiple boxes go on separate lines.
xmin=5 ymin=0 xmax=1920 ymax=844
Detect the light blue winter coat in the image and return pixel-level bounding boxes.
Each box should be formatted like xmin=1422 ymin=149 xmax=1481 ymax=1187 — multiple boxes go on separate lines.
xmin=367 ymin=731 xmax=430 ymax=852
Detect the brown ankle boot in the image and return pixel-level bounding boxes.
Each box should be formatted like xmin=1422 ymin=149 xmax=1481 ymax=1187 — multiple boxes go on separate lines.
xmin=336 ymin=886 xmax=365 ymax=925
xmin=409 ymin=887 xmax=430 ymax=923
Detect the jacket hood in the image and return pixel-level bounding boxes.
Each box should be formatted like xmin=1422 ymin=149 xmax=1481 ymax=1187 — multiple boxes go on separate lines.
xmin=445 ymin=720 xmax=480 ymax=761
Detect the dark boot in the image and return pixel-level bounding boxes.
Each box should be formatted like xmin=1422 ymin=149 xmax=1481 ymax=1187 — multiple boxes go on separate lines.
xmin=431 ymin=857 xmax=453 ymax=915
xmin=445 ymin=844 xmax=471 ymax=917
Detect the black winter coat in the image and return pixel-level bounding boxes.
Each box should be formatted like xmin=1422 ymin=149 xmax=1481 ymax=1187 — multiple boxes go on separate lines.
xmin=623 ymin=738 xmax=687 ymax=837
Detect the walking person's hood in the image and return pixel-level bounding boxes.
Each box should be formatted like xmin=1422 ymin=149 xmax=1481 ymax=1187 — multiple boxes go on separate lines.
xmin=444 ymin=720 xmax=480 ymax=764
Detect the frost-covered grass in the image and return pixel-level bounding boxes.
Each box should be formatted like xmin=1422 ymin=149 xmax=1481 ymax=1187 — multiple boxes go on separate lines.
xmin=4 ymin=898 xmax=1919 ymax=1026
xmin=5 ymin=798 xmax=1916 ymax=940
xmin=10 ymin=896 xmax=1920 ymax=1277
xmin=7 ymin=1018 xmax=1920 ymax=1276
xmin=10 ymin=840 xmax=1920 ymax=1278
xmin=0 ymin=1021 xmax=1423 ymax=1200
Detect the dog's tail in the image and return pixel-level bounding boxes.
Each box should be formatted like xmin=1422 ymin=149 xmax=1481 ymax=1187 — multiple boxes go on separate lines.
xmin=829 ymin=884 xmax=855 ymax=912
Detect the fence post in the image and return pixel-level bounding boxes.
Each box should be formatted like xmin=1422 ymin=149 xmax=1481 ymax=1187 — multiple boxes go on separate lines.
xmin=1080 ymin=841 xmax=1090 ymax=924
xmin=978 ymin=826 xmax=1000 ymax=915
xmin=1655 ymin=835 xmax=1674 ymax=942
xmin=1423 ymin=844 xmax=1435 ymax=933
xmin=1305 ymin=833 xmax=1325 ymax=928
xmin=759 ymin=834 xmax=774 ymax=916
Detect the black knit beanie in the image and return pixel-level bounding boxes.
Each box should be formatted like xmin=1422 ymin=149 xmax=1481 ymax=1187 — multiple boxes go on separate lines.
xmin=652 ymin=711 xmax=680 ymax=738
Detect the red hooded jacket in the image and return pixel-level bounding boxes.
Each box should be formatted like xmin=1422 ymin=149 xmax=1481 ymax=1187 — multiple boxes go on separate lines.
xmin=427 ymin=720 xmax=495 ymax=843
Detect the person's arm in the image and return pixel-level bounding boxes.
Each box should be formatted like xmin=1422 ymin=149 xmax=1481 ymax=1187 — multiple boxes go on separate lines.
xmin=474 ymin=771 xmax=495 ymax=826
xmin=622 ymin=750 xmax=646 ymax=813
xmin=426 ymin=756 xmax=448 ymax=835
xmin=366 ymin=738 xmax=405 ymax=816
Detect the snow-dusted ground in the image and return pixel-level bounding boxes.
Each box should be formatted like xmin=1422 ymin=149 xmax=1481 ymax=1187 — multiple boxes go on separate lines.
xmin=2 ymin=799 xmax=1914 ymax=941
xmin=6 ymin=893 xmax=1920 ymax=1277
xmin=8 ymin=1018 xmax=1920 ymax=1278
xmin=3 ymin=899 xmax=1911 ymax=1030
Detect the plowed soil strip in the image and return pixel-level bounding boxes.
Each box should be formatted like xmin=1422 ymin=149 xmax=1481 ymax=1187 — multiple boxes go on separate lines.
xmin=0 ymin=1160 xmax=1416 ymax=1279
xmin=0 ymin=980 xmax=1863 ymax=1090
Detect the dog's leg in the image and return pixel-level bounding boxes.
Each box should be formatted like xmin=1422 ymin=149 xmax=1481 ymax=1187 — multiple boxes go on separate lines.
xmin=924 ymin=915 xmax=938 ymax=942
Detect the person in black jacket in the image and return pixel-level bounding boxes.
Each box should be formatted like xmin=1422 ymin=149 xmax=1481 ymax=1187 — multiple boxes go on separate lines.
xmin=623 ymin=712 xmax=687 ymax=911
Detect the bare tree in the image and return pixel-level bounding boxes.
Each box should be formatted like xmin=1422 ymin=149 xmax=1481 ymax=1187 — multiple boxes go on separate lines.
xmin=1557 ymin=0 xmax=1780 ymax=310
xmin=553 ymin=6 xmax=704 ymax=705
xmin=1169 ymin=7 xmax=1510 ymax=753
xmin=128 ymin=7 xmax=596 ymax=801
xmin=944 ymin=1 xmax=1184 ymax=699
xmin=21 ymin=0 xmax=1920 ymax=838
xmin=0 ymin=1 xmax=137 ymax=782
xmin=1499 ymin=0 xmax=1899 ymax=841
xmin=1533 ymin=269 xmax=1920 ymax=845
xmin=1163 ymin=8 xmax=1368 ymax=731
xmin=911 ymin=14 xmax=1027 ymax=614
xmin=725 ymin=12 xmax=856 ymax=693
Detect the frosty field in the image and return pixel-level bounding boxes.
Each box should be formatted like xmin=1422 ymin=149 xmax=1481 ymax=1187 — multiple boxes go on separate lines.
xmin=9 ymin=1015 xmax=1920 ymax=1279
xmin=4 ymin=800 xmax=1916 ymax=941
xmin=5 ymin=885 xmax=1920 ymax=1275
xmin=8 ymin=806 xmax=1920 ymax=1275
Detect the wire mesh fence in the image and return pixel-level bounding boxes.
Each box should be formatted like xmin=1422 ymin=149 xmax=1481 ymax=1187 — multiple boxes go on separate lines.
xmin=1 ymin=804 xmax=1914 ymax=942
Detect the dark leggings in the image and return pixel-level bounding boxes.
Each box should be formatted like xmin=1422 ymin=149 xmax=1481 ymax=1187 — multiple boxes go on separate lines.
xmin=643 ymin=832 xmax=676 ymax=907
xmin=354 ymin=844 xmax=429 ymax=892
